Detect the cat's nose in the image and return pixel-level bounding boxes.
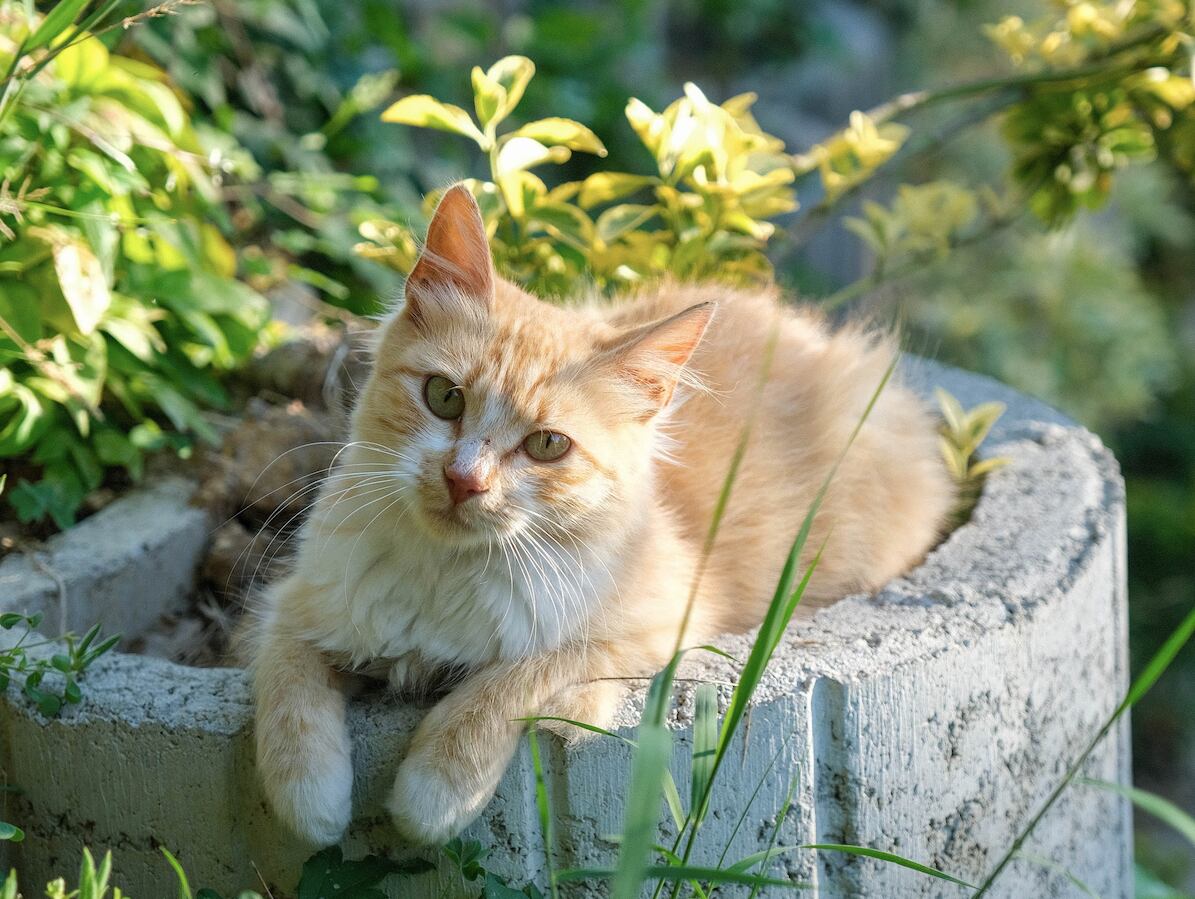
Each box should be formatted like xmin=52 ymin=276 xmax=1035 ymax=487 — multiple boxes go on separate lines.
xmin=444 ymin=463 xmax=489 ymax=505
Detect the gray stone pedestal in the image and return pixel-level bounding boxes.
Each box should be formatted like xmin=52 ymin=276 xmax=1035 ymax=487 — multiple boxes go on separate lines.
xmin=0 ymin=360 xmax=1131 ymax=897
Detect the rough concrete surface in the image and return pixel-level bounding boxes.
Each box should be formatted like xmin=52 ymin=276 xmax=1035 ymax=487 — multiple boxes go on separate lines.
xmin=0 ymin=360 xmax=1131 ymax=898
xmin=0 ymin=476 xmax=209 ymax=638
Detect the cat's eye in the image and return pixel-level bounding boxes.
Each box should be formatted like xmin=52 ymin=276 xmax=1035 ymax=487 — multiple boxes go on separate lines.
xmin=424 ymin=375 xmax=465 ymax=420
xmin=524 ymin=430 xmax=572 ymax=462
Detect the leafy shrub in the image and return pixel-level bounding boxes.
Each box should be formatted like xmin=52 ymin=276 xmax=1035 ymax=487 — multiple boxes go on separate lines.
xmin=357 ymin=56 xmax=797 ymax=295
xmin=0 ymin=5 xmax=270 ymax=528
xmin=129 ymin=0 xmax=406 ymax=312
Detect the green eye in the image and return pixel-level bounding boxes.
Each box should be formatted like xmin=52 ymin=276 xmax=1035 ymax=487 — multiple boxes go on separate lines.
xmin=424 ymin=375 xmax=465 ymax=420
xmin=524 ymin=430 xmax=572 ymax=462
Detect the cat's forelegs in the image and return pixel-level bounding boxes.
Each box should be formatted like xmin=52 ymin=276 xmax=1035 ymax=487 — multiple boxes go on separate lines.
xmin=252 ymin=582 xmax=354 ymax=846
xmin=388 ymin=645 xmax=618 ymax=844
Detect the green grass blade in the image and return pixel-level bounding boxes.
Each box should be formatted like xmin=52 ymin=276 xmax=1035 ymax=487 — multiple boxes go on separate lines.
xmin=160 ymin=847 xmax=193 ymax=899
xmin=611 ymin=724 xmax=673 ymax=899
xmin=668 ymin=361 xmax=895 ymax=898
xmin=662 ymin=769 xmax=686 ymax=832
xmin=560 ymin=865 xmax=811 ymax=889
xmin=730 ymin=845 xmax=799 ymax=875
xmin=974 ymin=601 xmax=1195 ymax=897
xmin=527 ymin=730 xmax=559 ymax=899
xmin=522 ymin=716 xmax=686 ymax=829
xmin=690 ymin=684 xmax=718 ymax=823
xmin=714 ymin=733 xmax=790 ymax=870
xmin=25 ymin=0 xmax=88 ymax=51
xmin=519 ymin=716 xmax=634 ymax=745
xmin=746 ymin=778 xmax=799 ymax=899
xmin=1081 ymin=778 xmax=1195 ymax=849
xmin=1014 ymin=851 xmax=1101 ymax=898
xmin=803 ymin=844 xmax=976 ymax=889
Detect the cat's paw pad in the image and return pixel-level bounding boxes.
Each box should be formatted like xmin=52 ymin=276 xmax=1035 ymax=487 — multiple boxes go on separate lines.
xmin=388 ymin=758 xmax=486 ymax=846
xmin=259 ymin=746 xmax=353 ymax=846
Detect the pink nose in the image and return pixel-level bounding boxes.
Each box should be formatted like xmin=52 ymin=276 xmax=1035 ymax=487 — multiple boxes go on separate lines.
xmin=444 ymin=464 xmax=489 ymax=505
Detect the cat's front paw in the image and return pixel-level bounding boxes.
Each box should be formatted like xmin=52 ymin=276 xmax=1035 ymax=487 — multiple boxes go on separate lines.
xmin=258 ymin=735 xmax=353 ymax=846
xmin=388 ymin=755 xmax=489 ymax=846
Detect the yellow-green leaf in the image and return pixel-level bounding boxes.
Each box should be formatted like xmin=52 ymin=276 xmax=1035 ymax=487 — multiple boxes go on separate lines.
xmin=510 ymin=118 xmax=607 ymax=156
xmin=381 ymin=95 xmax=484 ymax=145
xmin=485 ymin=55 xmax=535 ymax=114
xmin=201 ymin=225 xmax=236 ymax=279
xmin=471 ymin=65 xmax=506 ymax=129
xmin=596 ymin=204 xmax=658 ymax=244
xmin=577 ymin=172 xmax=656 ymax=208
xmin=54 ymin=33 xmax=109 ymax=89
xmin=51 ymin=239 xmax=111 ymax=335
xmin=626 ymin=97 xmax=668 ymax=159
xmin=496 ymin=137 xmax=570 ymax=177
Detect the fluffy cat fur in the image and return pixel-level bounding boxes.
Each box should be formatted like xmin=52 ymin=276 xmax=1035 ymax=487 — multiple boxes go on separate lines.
xmin=251 ymin=184 xmax=955 ymax=847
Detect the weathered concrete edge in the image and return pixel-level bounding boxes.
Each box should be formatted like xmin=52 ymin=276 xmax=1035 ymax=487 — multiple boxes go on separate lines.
xmin=0 ymin=476 xmax=210 ymax=638
xmin=0 ymin=362 xmax=1132 ymax=897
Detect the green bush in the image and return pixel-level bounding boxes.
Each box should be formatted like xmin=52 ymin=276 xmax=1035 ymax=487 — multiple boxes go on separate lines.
xmin=358 ymin=56 xmax=797 ymax=296
xmin=0 ymin=5 xmax=269 ymax=529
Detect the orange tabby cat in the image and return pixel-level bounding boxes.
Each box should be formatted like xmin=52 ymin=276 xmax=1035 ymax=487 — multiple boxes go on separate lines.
xmin=251 ymin=184 xmax=954 ymax=847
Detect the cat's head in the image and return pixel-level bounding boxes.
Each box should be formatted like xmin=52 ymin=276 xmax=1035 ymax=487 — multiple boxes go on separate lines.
xmin=352 ymin=184 xmax=713 ymax=546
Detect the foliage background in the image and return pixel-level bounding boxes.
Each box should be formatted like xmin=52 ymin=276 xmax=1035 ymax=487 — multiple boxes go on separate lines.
xmin=1 ymin=0 xmax=1193 ymax=890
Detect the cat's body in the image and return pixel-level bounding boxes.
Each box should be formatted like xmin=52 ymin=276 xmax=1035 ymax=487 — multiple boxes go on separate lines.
xmin=251 ymin=186 xmax=954 ymax=848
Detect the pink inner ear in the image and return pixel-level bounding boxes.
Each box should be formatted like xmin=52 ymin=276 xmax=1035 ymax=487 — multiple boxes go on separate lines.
xmin=406 ymin=185 xmax=495 ymax=311
xmin=605 ymin=302 xmax=715 ymax=415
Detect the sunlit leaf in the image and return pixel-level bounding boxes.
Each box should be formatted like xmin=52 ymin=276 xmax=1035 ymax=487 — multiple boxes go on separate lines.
xmin=381 ymin=95 xmax=485 ymax=145
xmin=510 ymin=118 xmax=607 ymax=156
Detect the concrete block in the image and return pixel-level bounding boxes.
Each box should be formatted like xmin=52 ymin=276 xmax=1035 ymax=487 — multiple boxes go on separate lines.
xmin=0 ymin=361 xmax=1132 ymax=897
xmin=0 ymin=477 xmax=209 ymax=638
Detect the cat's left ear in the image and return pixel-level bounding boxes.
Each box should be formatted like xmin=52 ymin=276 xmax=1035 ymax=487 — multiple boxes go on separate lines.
xmin=403 ymin=184 xmax=494 ymax=326
xmin=601 ymin=302 xmax=715 ymax=417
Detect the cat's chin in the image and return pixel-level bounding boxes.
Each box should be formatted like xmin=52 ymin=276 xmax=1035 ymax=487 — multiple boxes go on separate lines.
xmin=413 ymin=503 xmax=508 ymax=546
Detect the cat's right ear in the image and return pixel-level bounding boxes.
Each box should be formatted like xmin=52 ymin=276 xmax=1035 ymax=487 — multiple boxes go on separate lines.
xmin=401 ymin=184 xmax=494 ymax=328
xmin=600 ymin=302 xmax=715 ymax=418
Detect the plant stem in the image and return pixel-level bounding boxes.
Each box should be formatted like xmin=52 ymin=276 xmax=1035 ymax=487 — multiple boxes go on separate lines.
xmin=816 ymin=200 xmax=1027 ymax=310
xmin=866 ymin=24 xmax=1170 ymax=125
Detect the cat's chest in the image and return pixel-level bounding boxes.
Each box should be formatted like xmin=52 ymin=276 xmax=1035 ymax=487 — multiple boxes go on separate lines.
xmin=295 ymin=529 xmax=587 ymax=667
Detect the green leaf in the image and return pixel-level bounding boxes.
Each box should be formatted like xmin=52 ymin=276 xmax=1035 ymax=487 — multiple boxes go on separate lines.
xmin=689 ymin=684 xmax=717 ymax=823
xmin=578 ymin=172 xmax=657 ymax=208
xmin=25 ymin=0 xmax=89 ymax=51
xmin=443 ymin=839 xmax=487 ymax=882
xmin=471 ymin=65 xmax=506 ymax=130
xmin=596 ymin=204 xmax=658 ymax=244
xmin=161 ymin=847 xmax=193 ymax=899
xmin=54 ymin=30 xmax=110 ymax=89
xmin=496 ymin=137 xmax=571 ymax=177
xmin=1081 ymin=779 xmax=1195 ymax=849
xmin=611 ymin=672 xmax=673 ymax=899
xmin=526 ymin=731 xmax=559 ymax=899
xmin=484 ymin=55 xmax=535 ymax=119
xmin=51 ymin=238 xmax=112 ymax=335
xmin=803 ymin=844 xmax=975 ymax=888
xmin=510 ymin=118 xmax=607 ymax=156
xmin=728 ymin=845 xmax=799 ymax=874
xmin=297 ymin=846 xmax=425 ymax=899
xmin=381 ymin=95 xmax=485 ymax=145
xmin=0 ymin=822 xmax=23 ymax=843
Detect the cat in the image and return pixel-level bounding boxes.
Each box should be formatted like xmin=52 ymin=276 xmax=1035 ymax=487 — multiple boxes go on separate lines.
xmin=250 ymin=183 xmax=955 ymax=847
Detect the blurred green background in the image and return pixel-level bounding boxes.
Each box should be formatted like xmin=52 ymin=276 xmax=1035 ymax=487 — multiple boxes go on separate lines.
xmin=6 ymin=0 xmax=1194 ymax=886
